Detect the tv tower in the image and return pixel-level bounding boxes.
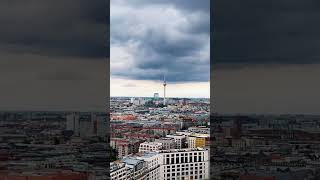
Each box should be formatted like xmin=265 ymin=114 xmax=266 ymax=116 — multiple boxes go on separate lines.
xmin=163 ymin=74 xmax=167 ymax=106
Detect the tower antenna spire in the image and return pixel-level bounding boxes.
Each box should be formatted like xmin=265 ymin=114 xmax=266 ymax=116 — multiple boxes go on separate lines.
xmin=163 ymin=73 xmax=167 ymax=106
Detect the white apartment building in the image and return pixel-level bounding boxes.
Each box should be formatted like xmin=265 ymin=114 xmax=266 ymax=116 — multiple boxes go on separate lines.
xmin=187 ymin=136 xmax=197 ymax=149
xmin=166 ymin=134 xmax=186 ymax=149
xmin=136 ymin=152 xmax=162 ymax=180
xmin=155 ymin=137 xmax=176 ymax=150
xmin=139 ymin=142 xmax=163 ymax=153
xmin=159 ymin=148 xmax=209 ymax=180
xmin=111 ymin=148 xmax=209 ymax=180
xmin=110 ymin=162 xmax=129 ymax=180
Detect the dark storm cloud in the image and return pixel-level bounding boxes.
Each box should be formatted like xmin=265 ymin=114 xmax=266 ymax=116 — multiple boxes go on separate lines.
xmin=212 ymin=0 xmax=320 ymax=114
xmin=0 ymin=1 xmax=108 ymax=111
xmin=111 ymin=0 xmax=210 ymax=82
xmin=0 ymin=0 xmax=108 ymax=58
xmin=213 ymin=0 xmax=320 ymax=66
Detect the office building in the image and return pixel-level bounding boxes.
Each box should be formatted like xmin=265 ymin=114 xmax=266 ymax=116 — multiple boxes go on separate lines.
xmin=139 ymin=142 xmax=163 ymax=153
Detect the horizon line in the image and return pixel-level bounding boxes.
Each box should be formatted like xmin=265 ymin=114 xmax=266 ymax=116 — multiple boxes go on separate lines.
xmin=110 ymin=95 xmax=210 ymax=99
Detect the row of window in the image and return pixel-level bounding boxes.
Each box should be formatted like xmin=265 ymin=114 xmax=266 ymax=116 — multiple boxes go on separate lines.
xmin=164 ymin=174 xmax=204 ymax=180
xmin=166 ymin=152 xmax=203 ymax=157
xmin=166 ymin=155 xmax=203 ymax=164
xmin=165 ymin=166 xmax=204 ymax=172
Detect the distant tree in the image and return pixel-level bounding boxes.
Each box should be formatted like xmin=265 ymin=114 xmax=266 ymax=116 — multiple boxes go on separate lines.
xmin=109 ymin=147 xmax=118 ymax=162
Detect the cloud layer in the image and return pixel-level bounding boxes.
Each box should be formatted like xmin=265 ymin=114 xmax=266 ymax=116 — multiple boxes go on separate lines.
xmin=0 ymin=0 xmax=108 ymax=58
xmin=213 ymin=0 xmax=320 ymax=66
xmin=0 ymin=0 xmax=108 ymax=111
xmin=111 ymin=0 xmax=210 ymax=82
xmin=213 ymin=0 xmax=320 ymax=114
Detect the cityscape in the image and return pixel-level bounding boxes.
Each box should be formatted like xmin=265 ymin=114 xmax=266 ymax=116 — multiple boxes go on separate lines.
xmin=109 ymin=83 xmax=210 ymax=179
xmin=0 ymin=111 xmax=109 ymax=179
xmin=109 ymin=0 xmax=211 ymax=179
xmin=210 ymin=114 xmax=320 ymax=180
xmin=1 ymin=0 xmax=320 ymax=180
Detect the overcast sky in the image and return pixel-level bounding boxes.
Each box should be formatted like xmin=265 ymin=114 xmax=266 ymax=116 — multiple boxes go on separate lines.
xmin=0 ymin=0 xmax=108 ymax=111
xmin=110 ymin=0 xmax=210 ymax=98
xmin=213 ymin=0 xmax=320 ymax=114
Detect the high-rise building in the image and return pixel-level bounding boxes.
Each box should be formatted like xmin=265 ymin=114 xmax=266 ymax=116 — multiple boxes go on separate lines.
xmin=91 ymin=113 xmax=107 ymax=138
xmin=159 ymin=148 xmax=209 ymax=180
xmin=66 ymin=112 xmax=80 ymax=136
xmin=66 ymin=113 xmax=107 ymax=138
xmin=154 ymin=93 xmax=159 ymax=99
xmin=111 ymin=148 xmax=209 ymax=180
xmin=79 ymin=119 xmax=92 ymax=137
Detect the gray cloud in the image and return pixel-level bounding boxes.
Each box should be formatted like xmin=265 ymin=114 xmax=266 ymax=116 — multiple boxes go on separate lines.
xmin=213 ymin=0 xmax=320 ymax=66
xmin=0 ymin=0 xmax=108 ymax=58
xmin=212 ymin=0 xmax=320 ymax=114
xmin=111 ymin=0 xmax=210 ymax=82
xmin=0 ymin=1 xmax=108 ymax=111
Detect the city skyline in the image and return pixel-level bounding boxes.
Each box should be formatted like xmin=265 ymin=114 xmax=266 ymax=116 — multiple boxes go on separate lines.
xmin=110 ymin=0 xmax=210 ymax=98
